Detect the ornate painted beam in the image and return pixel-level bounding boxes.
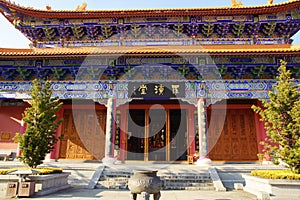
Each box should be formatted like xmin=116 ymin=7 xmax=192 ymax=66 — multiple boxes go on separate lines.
xmin=1 ymin=80 xmax=298 ymax=103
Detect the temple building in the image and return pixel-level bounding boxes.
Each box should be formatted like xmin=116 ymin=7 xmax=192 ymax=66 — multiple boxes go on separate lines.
xmin=0 ymin=0 xmax=300 ymax=163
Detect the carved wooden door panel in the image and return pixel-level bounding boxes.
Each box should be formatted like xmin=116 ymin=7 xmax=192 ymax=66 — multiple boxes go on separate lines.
xmin=59 ymin=109 xmax=106 ymax=160
xmin=208 ymin=108 xmax=258 ymax=161
xmin=59 ymin=111 xmax=71 ymax=159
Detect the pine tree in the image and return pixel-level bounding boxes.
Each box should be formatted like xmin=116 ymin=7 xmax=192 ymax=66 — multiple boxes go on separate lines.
xmin=252 ymin=60 xmax=300 ymax=174
xmin=15 ymin=79 xmax=63 ymax=168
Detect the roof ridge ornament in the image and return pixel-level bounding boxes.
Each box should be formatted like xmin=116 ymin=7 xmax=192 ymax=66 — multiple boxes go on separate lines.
xmin=231 ymin=0 xmax=243 ymax=7
xmin=268 ymin=0 xmax=273 ymax=5
xmin=75 ymin=2 xmax=87 ymax=11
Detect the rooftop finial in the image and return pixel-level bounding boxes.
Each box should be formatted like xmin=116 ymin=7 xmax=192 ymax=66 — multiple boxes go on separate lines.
xmin=75 ymin=2 xmax=87 ymax=11
xmin=46 ymin=5 xmax=52 ymax=10
xmin=231 ymin=0 xmax=243 ymax=7
xmin=268 ymin=0 xmax=273 ymax=5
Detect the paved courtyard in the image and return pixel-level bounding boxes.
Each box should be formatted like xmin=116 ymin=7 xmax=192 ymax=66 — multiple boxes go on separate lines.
xmin=0 ymin=160 xmax=297 ymax=200
xmin=25 ymin=186 xmax=257 ymax=200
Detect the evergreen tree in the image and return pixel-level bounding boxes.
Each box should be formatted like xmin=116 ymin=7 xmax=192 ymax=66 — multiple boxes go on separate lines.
xmin=252 ymin=60 xmax=300 ymax=174
xmin=15 ymin=79 xmax=63 ymax=168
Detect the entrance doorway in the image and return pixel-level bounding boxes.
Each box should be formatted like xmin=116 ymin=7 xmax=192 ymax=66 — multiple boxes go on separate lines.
xmin=126 ymin=108 xmax=188 ymax=161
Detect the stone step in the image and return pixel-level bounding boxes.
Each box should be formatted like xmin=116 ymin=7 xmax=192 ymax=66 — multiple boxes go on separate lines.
xmin=163 ymin=182 xmax=214 ymax=187
xmin=162 ymin=180 xmax=211 ymax=185
xmin=161 ymin=177 xmax=211 ymax=181
xmin=97 ymin=181 xmax=128 ymax=189
xmin=163 ymin=186 xmax=215 ymax=190
xmin=96 ymin=168 xmax=214 ymax=190
xmin=96 ymin=183 xmax=215 ymax=190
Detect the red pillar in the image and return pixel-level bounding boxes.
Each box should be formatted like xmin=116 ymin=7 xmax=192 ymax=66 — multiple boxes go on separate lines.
xmin=188 ymin=106 xmax=196 ymax=156
xmin=17 ymin=102 xmax=29 ymax=157
xmin=16 ymin=120 xmax=26 ymax=157
xmin=111 ymin=98 xmax=117 ymax=157
xmin=50 ymin=107 xmax=64 ymax=160
xmin=255 ymin=100 xmax=269 ymax=161
xmin=119 ymin=106 xmax=127 ymax=161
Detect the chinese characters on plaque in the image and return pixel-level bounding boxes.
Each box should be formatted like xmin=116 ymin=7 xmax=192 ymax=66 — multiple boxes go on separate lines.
xmin=129 ymin=82 xmax=184 ymax=98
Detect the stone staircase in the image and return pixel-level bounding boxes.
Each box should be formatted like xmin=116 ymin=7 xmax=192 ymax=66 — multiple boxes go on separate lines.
xmin=96 ymin=166 xmax=214 ymax=191
xmin=159 ymin=172 xmax=214 ymax=190
xmin=96 ymin=168 xmax=130 ymax=189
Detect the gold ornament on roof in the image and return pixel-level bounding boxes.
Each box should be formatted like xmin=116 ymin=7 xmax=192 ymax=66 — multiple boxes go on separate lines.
xmin=46 ymin=6 xmax=52 ymax=10
xmin=231 ymin=0 xmax=243 ymax=7
xmin=268 ymin=0 xmax=273 ymax=5
xmin=75 ymin=2 xmax=87 ymax=11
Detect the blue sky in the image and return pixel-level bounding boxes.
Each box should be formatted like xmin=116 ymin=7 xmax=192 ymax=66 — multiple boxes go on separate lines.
xmin=0 ymin=0 xmax=299 ymax=48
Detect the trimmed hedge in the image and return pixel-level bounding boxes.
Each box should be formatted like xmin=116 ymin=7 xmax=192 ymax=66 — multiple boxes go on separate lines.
xmin=251 ymin=170 xmax=300 ymax=180
xmin=0 ymin=167 xmax=63 ymax=175
xmin=0 ymin=169 xmax=12 ymax=175
xmin=35 ymin=168 xmax=63 ymax=175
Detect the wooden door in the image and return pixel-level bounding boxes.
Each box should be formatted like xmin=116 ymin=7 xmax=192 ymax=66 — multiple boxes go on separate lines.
xmin=208 ymin=108 xmax=258 ymax=161
xmin=59 ymin=109 xmax=106 ymax=160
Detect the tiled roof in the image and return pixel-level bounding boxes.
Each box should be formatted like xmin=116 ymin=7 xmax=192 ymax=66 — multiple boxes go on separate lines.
xmin=0 ymin=0 xmax=299 ymax=18
xmin=0 ymin=45 xmax=300 ymax=58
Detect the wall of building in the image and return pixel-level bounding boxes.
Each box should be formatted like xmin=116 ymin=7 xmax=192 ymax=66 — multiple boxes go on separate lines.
xmin=0 ymin=105 xmax=26 ymax=150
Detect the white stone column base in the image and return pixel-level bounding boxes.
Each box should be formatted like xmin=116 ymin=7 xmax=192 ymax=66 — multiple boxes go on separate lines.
xmin=261 ymin=160 xmax=273 ymax=165
xmin=114 ymin=159 xmax=124 ymax=165
xmin=43 ymin=153 xmax=56 ymax=162
xmin=102 ymin=157 xmax=117 ymax=165
xmin=195 ymin=157 xmax=212 ymax=166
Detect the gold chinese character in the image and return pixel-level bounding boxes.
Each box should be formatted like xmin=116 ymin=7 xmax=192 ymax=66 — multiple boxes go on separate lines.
xmin=171 ymin=84 xmax=180 ymax=95
xmin=138 ymin=84 xmax=148 ymax=95
xmin=154 ymin=84 xmax=164 ymax=95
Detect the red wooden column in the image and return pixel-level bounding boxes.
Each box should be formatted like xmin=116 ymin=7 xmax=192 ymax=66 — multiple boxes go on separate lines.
xmin=16 ymin=120 xmax=26 ymax=157
xmin=254 ymin=100 xmax=269 ymax=161
xmin=119 ymin=106 xmax=127 ymax=161
xmin=188 ymin=106 xmax=196 ymax=157
xmin=50 ymin=106 xmax=64 ymax=160
xmin=17 ymin=102 xmax=29 ymax=157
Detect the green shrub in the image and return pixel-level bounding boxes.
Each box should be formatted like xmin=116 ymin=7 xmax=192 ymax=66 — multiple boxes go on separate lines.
xmin=251 ymin=170 xmax=300 ymax=180
xmin=252 ymin=60 xmax=300 ymax=174
xmin=14 ymin=79 xmax=63 ymax=168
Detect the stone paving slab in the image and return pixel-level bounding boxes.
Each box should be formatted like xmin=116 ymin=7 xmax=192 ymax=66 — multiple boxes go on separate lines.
xmin=0 ymin=186 xmax=257 ymax=200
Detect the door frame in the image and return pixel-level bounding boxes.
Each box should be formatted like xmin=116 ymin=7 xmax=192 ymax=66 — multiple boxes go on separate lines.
xmin=119 ymin=103 xmax=195 ymax=161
